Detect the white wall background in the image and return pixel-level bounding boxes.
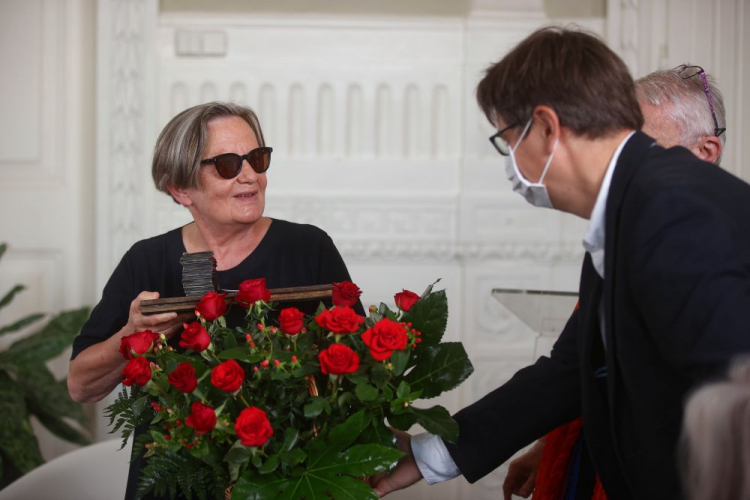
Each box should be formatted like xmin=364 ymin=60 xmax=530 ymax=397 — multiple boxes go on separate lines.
xmin=1 ymin=0 xmax=748 ymax=498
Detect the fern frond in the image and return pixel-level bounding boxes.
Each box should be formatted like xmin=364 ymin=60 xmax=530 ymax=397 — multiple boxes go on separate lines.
xmin=137 ymin=450 xmax=228 ymax=500
xmin=104 ymin=386 xmax=150 ymax=449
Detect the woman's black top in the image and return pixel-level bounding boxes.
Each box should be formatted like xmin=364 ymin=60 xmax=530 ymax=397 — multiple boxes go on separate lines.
xmin=71 ymin=219 xmax=358 ymax=500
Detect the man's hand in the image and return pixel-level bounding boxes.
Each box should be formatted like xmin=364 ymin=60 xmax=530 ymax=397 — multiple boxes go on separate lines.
xmin=502 ymin=438 xmax=545 ymax=500
xmin=371 ymin=429 xmax=424 ymax=497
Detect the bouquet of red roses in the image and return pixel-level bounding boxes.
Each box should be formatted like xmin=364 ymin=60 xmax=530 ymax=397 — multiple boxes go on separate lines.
xmin=106 ymin=280 xmax=473 ymax=500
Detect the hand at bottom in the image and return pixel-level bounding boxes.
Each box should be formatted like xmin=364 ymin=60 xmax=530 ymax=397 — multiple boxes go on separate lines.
xmin=371 ymin=429 xmax=424 ymax=497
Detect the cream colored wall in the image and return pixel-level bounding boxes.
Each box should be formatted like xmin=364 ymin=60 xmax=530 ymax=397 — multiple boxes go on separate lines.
xmin=160 ymin=0 xmax=606 ymax=17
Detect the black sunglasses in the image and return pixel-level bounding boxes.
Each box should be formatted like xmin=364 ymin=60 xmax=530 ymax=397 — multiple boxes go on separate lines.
xmin=200 ymin=147 xmax=273 ymax=179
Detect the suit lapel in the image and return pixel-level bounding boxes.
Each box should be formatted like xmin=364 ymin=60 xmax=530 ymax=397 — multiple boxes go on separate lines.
xmin=601 ymin=131 xmax=656 ymax=409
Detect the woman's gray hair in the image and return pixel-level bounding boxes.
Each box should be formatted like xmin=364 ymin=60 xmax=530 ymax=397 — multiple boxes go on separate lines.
xmin=636 ymin=66 xmax=726 ymax=162
xmin=152 ymin=102 xmax=266 ymax=196
xmin=680 ymin=357 xmax=750 ymax=500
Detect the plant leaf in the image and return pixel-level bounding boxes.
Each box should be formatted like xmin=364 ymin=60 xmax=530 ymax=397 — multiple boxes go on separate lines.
xmin=0 ymin=307 xmax=90 ymax=365
xmin=401 ymin=290 xmax=447 ymax=347
xmin=404 ymin=343 xmax=473 ymax=399
xmin=0 ymin=373 xmax=44 ymax=475
xmin=0 ymin=312 xmax=45 ymax=337
xmin=0 ymin=284 xmax=24 ymax=311
xmin=359 ymin=417 xmax=396 ymax=448
xmin=409 ymin=405 xmax=459 ymax=444
xmin=32 ymin=409 xmax=91 ymax=446
xmin=218 ymin=348 xmax=264 ymax=363
xmin=354 ymin=382 xmax=378 ymax=402
xmin=15 ymin=366 xmax=89 ymax=424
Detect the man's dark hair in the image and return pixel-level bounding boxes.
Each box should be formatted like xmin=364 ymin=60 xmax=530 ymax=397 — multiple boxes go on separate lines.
xmin=477 ymin=26 xmax=644 ymax=138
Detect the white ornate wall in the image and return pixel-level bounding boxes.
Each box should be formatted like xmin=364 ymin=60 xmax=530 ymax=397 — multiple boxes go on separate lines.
xmin=92 ymin=0 xmax=750 ymax=498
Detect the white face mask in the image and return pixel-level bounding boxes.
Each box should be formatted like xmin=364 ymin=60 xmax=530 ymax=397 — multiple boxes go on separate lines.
xmin=504 ymin=118 xmax=559 ymax=209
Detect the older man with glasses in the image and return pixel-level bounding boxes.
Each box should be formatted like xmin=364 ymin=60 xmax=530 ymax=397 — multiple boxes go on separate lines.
xmin=637 ymin=65 xmax=727 ymax=165
xmin=373 ymin=27 xmax=750 ymax=500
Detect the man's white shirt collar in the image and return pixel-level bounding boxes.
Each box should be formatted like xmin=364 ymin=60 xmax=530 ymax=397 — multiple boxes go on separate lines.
xmin=582 ymin=132 xmax=636 ymax=278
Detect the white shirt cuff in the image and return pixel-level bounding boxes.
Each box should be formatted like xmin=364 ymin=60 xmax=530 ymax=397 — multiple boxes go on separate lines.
xmin=411 ymin=432 xmax=461 ymax=484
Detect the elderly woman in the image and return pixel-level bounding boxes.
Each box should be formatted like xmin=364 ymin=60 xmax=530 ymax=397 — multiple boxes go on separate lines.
xmin=68 ymin=102 xmax=358 ymax=500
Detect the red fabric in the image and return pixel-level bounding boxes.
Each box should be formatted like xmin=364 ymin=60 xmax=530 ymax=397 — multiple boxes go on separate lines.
xmin=531 ymin=418 xmax=608 ymax=500
xmin=593 ymin=477 xmax=607 ymax=500
xmin=532 ymin=419 xmax=584 ymax=500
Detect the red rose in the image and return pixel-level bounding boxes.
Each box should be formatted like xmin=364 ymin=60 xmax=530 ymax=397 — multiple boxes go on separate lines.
xmin=168 ymin=362 xmax=197 ymax=393
xmin=179 ymin=322 xmax=211 ymax=352
xmin=318 ymin=343 xmax=360 ymax=375
xmin=315 ymin=307 xmax=364 ymax=334
xmin=361 ymin=318 xmax=408 ymax=361
xmin=195 ymin=291 xmax=227 ymax=321
xmin=394 ymin=289 xmax=420 ymax=311
xmin=122 ymin=357 xmax=152 ymax=386
xmin=235 ymin=406 xmax=274 ymax=447
xmin=119 ymin=330 xmax=160 ymax=360
xmin=236 ymin=278 xmax=272 ymax=308
xmin=278 ymin=307 xmax=305 ymax=335
xmin=211 ymin=359 xmax=245 ymax=392
xmin=185 ymin=402 xmax=216 ymax=436
xmin=332 ymin=281 xmax=361 ymax=308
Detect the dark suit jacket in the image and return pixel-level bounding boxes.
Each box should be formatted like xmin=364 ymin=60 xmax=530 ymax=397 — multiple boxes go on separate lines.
xmin=446 ymin=131 xmax=750 ymax=499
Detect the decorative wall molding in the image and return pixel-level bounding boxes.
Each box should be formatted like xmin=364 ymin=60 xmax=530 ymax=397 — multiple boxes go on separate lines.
xmin=96 ymin=0 xmax=158 ymax=292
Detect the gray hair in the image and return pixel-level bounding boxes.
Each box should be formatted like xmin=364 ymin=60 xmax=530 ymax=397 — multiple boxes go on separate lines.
xmin=152 ymin=102 xmax=266 ymax=196
xmin=680 ymin=358 xmax=750 ymax=500
xmin=636 ymin=66 xmax=726 ymax=160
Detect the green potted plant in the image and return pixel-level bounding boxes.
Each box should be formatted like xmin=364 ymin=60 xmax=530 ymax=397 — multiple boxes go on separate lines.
xmin=0 ymin=243 xmax=91 ymax=488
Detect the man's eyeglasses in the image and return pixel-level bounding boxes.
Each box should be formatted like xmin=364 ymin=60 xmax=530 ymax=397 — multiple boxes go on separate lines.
xmin=489 ymin=122 xmax=520 ymax=156
xmin=676 ymin=65 xmax=726 ymax=138
xmin=200 ymin=147 xmax=273 ymax=179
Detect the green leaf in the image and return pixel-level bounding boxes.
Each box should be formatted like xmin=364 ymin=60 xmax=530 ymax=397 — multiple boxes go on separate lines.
xmin=369 ymin=364 xmax=390 ymax=389
xmin=303 ymin=397 xmax=328 ymax=418
xmin=280 ymin=428 xmax=299 ymax=453
xmin=224 ymin=441 xmax=253 ymax=464
xmin=233 ymin=472 xmax=289 ymax=500
xmin=401 ymin=290 xmax=448 ymax=347
xmin=282 ymin=473 xmax=376 ymax=500
xmin=359 ymin=417 xmax=397 ymax=448
xmin=15 ymin=366 xmax=88 ymax=424
xmin=404 ymin=343 xmax=474 ymax=399
xmin=0 ymin=374 xmax=44 ymax=475
xmin=0 ymin=312 xmax=45 ymax=337
xmin=386 ymin=411 xmax=417 ymax=431
xmin=236 ymin=423 xmax=400 ymax=500
xmin=259 ymin=454 xmax=280 ymax=474
xmin=335 ymin=444 xmax=403 ymax=476
xmin=218 ymin=348 xmax=264 ymax=363
xmin=410 ymin=405 xmax=459 ymax=444
xmin=0 ymin=307 xmax=90 ymax=365
xmin=0 ymin=284 xmax=24 ymax=311
xmin=396 ymin=381 xmax=410 ymax=399
xmin=389 ymin=349 xmax=409 ymax=377
xmin=279 ymin=448 xmax=306 ymax=468
xmin=355 ymin=383 xmax=378 ymax=402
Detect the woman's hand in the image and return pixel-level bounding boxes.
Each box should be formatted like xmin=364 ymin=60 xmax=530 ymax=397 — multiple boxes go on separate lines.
xmin=68 ymin=291 xmax=191 ymax=403
xmin=125 ymin=291 xmax=191 ymax=339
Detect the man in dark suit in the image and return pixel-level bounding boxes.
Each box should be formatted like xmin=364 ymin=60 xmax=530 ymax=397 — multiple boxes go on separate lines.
xmin=373 ymin=27 xmax=750 ymax=499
